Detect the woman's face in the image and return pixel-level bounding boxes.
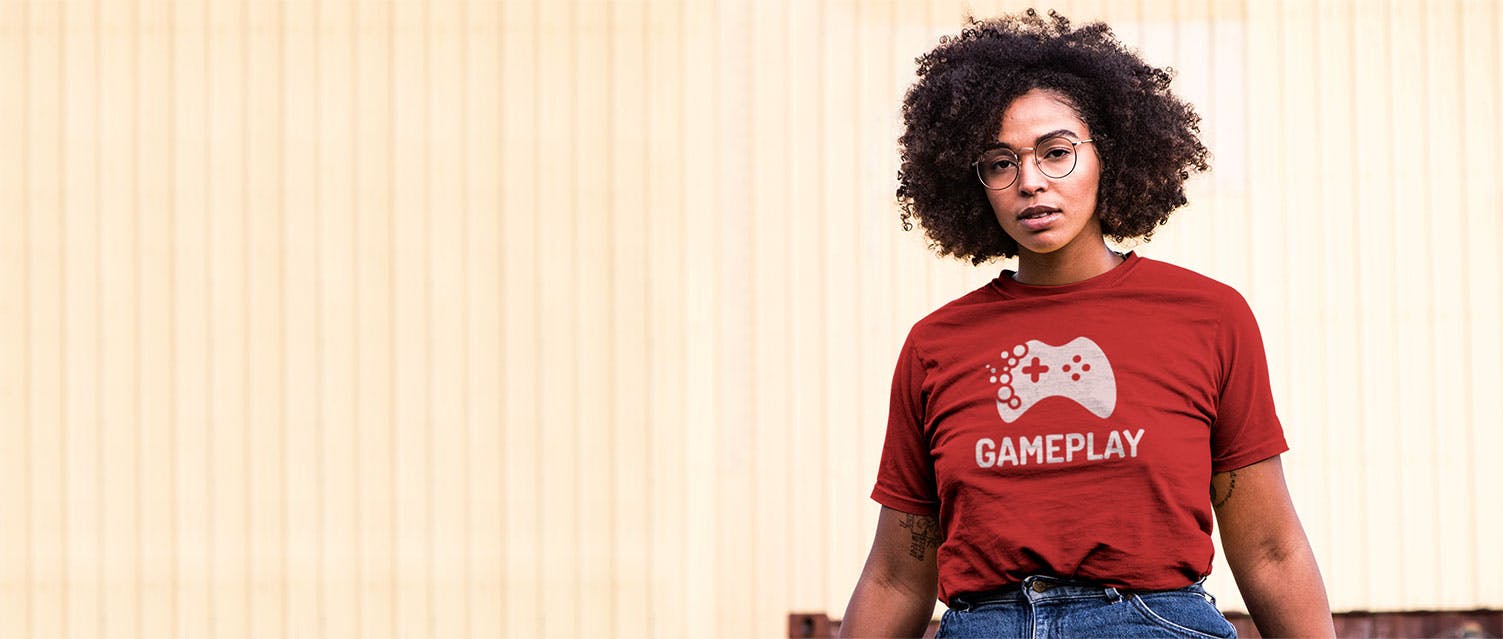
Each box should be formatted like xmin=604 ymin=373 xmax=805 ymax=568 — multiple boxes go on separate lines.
xmin=983 ymin=89 xmax=1104 ymax=258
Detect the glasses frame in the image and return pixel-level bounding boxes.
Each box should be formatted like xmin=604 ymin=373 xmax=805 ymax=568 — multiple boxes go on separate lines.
xmin=973 ymin=138 xmax=1095 ymax=191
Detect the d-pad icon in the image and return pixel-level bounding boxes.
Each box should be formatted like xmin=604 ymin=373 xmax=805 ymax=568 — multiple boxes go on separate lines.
xmin=1021 ymin=357 xmax=1049 ymax=383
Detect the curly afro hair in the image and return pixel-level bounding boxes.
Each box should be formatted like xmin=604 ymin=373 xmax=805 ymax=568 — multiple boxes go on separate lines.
xmin=897 ymin=9 xmax=1209 ymax=264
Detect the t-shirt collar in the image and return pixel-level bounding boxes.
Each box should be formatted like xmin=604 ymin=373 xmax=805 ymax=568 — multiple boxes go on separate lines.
xmin=991 ymin=251 xmax=1142 ymax=298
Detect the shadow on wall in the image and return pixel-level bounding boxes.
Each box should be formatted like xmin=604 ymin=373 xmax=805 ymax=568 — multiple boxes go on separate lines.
xmin=788 ymin=610 xmax=1503 ymax=638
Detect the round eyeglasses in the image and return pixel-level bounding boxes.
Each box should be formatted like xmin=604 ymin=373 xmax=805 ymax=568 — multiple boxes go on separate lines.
xmin=974 ymin=137 xmax=1094 ymax=190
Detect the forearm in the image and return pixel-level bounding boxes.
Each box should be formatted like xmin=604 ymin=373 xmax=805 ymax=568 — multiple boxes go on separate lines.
xmin=1213 ymin=457 xmax=1334 ymax=637
xmin=1230 ymin=537 xmax=1334 ymax=638
xmin=841 ymin=507 xmax=941 ymax=638
xmin=839 ymin=576 xmax=935 ymax=639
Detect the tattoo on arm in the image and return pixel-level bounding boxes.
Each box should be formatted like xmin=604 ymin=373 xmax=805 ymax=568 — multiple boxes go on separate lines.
xmin=896 ymin=513 xmax=943 ymax=561
xmin=1210 ymin=471 xmax=1238 ymax=509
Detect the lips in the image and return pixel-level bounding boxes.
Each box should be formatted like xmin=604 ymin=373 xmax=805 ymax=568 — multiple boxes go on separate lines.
xmin=1017 ymin=205 xmax=1060 ymax=220
xmin=1016 ymin=205 xmax=1061 ymax=232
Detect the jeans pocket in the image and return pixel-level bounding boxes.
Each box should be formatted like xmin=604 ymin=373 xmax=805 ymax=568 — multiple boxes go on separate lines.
xmin=1127 ymin=592 xmax=1237 ymax=639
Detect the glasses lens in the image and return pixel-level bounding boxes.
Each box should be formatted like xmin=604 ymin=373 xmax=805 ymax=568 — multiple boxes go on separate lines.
xmin=977 ymin=151 xmax=1018 ymax=189
xmin=1037 ymin=137 xmax=1079 ymax=179
xmin=1034 ymin=136 xmax=1082 ymax=176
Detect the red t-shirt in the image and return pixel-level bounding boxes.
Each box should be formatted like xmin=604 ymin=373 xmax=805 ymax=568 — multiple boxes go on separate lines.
xmin=871 ymin=252 xmax=1288 ymax=605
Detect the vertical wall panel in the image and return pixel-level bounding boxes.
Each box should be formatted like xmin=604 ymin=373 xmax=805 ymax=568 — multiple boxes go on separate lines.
xmin=1284 ymin=0 xmax=1329 ymax=606
xmin=852 ymin=0 xmax=896 ymax=615
xmin=169 ymin=1 xmax=209 ymax=636
xmin=785 ymin=0 xmax=829 ymax=617
xmin=573 ymin=2 xmax=616 ymax=637
xmin=536 ymin=0 xmax=586 ymax=636
xmin=136 ymin=0 xmax=175 ymax=634
xmin=315 ymin=1 xmax=357 ymax=636
xmin=498 ymin=0 xmax=541 ymax=635
xmin=33 ymin=4 xmax=70 ymax=638
xmin=642 ymin=1 xmax=688 ymax=634
xmin=0 ymin=2 xmax=32 ymax=636
xmin=1209 ymin=0 xmax=1253 ymax=287
xmin=280 ymin=2 xmax=320 ymax=635
xmin=426 ymin=3 xmax=467 ymax=637
xmin=99 ymin=0 xmax=143 ymax=633
xmin=608 ymin=1 xmax=651 ymax=635
xmin=351 ymin=3 xmax=395 ymax=636
xmin=463 ymin=2 xmax=505 ymax=636
xmin=204 ymin=3 xmax=249 ymax=636
xmin=1389 ymin=0 xmax=1442 ymax=609
xmin=750 ymin=0 xmax=792 ymax=633
xmin=1462 ymin=0 xmax=1503 ymax=606
xmin=244 ymin=3 xmax=285 ymax=634
xmin=681 ymin=0 xmax=719 ymax=634
xmin=2 ymin=3 xmax=1500 ymax=639
xmin=1277 ymin=2 xmax=1329 ymax=591
xmin=390 ymin=2 xmax=430 ymax=636
xmin=1351 ymin=0 xmax=1404 ymax=613
xmin=1423 ymin=0 xmax=1474 ymax=608
xmin=1313 ymin=0 xmax=1365 ymax=612
xmin=714 ymin=0 xmax=755 ymax=634
xmin=819 ymin=0 xmax=861 ymax=615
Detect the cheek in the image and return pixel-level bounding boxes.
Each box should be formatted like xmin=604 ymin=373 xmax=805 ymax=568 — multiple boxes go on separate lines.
xmin=984 ymin=190 xmax=1013 ymax=219
xmin=1078 ymin=181 xmax=1100 ymax=206
xmin=1072 ymin=167 xmax=1103 ymax=209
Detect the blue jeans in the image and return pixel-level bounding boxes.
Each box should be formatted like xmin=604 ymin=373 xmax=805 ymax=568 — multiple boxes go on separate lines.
xmin=936 ymin=576 xmax=1237 ymax=638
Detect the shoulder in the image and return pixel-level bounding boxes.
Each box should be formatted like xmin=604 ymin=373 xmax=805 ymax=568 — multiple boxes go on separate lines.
xmin=1131 ymin=258 xmax=1273 ymax=371
xmin=1131 ymin=256 xmax=1255 ymax=313
xmin=1134 ymin=256 xmax=1242 ymax=296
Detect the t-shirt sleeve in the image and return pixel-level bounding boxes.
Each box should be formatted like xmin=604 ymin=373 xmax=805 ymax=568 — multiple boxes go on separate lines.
xmin=1210 ymin=289 xmax=1290 ymax=472
xmin=871 ymin=333 xmax=941 ymax=516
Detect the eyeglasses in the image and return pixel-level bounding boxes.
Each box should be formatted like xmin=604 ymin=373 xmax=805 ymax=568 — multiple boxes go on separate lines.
xmin=973 ymin=137 xmax=1094 ymax=190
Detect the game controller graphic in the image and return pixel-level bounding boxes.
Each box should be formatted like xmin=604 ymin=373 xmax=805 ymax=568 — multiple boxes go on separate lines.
xmin=985 ymin=337 xmax=1117 ymax=423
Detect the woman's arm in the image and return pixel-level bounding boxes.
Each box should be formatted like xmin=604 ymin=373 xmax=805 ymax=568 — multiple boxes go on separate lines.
xmin=1212 ymin=455 xmax=1336 ymax=637
xmin=839 ymin=506 xmax=941 ymax=638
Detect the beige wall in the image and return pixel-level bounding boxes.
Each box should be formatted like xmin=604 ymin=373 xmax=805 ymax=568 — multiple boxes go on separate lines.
xmin=2 ymin=1 xmax=1500 ymax=637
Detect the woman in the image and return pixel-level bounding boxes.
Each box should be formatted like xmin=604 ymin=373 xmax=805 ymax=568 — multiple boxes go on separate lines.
xmin=840 ymin=11 xmax=1333 ymax=638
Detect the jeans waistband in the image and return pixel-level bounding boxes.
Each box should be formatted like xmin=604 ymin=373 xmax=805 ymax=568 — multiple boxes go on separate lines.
xmin=949 ymin=575 xmax=1202 ymax=611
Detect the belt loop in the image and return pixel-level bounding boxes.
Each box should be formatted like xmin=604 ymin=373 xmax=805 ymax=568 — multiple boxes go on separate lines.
xmin=953 ymin=595 xmax=972 ymax=612
xmin=1023 ymin=576 xmax=1049 ymax=595
xmin=1104 ymin=586 xmax=1122 ymax=603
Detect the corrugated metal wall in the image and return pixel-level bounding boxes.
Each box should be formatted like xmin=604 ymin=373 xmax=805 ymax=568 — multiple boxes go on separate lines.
xmin=1 ymin=1 xmax=1499 ymax=638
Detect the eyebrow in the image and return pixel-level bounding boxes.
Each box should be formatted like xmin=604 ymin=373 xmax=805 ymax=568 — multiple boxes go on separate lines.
xmin=984 ymin=129 xmax=1082 ymax=151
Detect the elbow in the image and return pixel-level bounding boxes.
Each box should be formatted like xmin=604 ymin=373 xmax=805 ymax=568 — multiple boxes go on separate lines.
xmin=866 ymin=562 xmax=938 ymax=604
xmin=1225 ymin=522 xmax=1316 ymax=580
xmin=1230 ymin=528 xmax=1320 ymax=586
xmin=1253 ymin=534 xmax=1299 ymax=567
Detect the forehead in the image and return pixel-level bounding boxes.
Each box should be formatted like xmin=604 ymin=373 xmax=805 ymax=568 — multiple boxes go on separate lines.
xmin=995 ymin=89 xmax=1089 ymax=146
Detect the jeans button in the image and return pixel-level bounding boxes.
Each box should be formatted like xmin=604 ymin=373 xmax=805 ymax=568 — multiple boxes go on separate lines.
xmin=1031 ymin=581 xmax=1049 ymax=593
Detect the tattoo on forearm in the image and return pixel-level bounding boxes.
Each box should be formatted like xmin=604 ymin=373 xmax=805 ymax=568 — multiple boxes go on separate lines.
xmin=897 ymin=513 xmax=943 ymax=560
xmin=1211 ymin=471 xmax=1238 ymax=509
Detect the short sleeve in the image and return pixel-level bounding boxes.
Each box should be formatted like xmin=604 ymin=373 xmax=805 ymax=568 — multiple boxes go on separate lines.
xmin=1210 ymin=289 xmax=1290 ymax=472
xmin=871 ymin=334 xmax=941 ymax=515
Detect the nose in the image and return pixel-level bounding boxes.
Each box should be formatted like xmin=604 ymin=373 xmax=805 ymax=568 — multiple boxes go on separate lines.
xmin=1015 ymin=155 xmax=1048 ymax=195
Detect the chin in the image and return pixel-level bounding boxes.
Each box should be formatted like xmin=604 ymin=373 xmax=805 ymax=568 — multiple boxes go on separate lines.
xmin=1010 ymin=234 xmax=1074 ymax=256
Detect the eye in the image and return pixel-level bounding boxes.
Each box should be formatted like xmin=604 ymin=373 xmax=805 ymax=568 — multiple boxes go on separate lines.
xmin=1040 ymin=145 xmax=1074 ymax=161
xmin=986 ymin=156 xmax=1018 ymax=171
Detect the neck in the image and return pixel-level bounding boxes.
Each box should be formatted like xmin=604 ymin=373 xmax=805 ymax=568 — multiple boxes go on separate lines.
xmin=1012 ymin=240 xmax=1123 ymax=286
